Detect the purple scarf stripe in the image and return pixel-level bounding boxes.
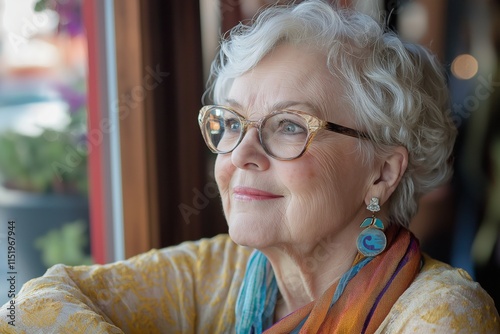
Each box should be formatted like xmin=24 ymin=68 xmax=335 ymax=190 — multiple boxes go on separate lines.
xmin=361 ymin=233 xmax=420 ymax=334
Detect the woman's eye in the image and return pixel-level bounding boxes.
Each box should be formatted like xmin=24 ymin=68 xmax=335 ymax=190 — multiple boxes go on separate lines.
xmin=225 ymin=118 xmax=241 ymax=131
xmin=279 ymin=120 xmax=306 ymax=134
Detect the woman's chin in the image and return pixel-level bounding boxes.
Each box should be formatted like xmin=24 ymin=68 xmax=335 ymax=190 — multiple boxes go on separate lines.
xmin=228 ymin=221 xmax=275 ymax=249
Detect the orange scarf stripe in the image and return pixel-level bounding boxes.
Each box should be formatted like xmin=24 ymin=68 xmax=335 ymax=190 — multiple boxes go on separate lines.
xmin=319 ymin=227 xmax=413 ymax=332
xmin=367 ymin=245 xmax=420 ymax=331
xmin=267 ymin=302 xmax=314 ymax=333
xmin=265 ymin=226 xmax=421 ymax=334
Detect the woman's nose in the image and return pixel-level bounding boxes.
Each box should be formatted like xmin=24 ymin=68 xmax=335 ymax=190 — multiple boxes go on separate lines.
xmin=230 ymin=127 xmax=270 ymax=170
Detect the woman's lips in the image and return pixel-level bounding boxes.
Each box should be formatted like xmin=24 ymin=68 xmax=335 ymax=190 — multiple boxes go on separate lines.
xmin=232 ymin=186 xmax=283 ymax=201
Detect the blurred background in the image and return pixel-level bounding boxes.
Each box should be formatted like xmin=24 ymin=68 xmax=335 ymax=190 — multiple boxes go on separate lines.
xmin=0 ymin=0 xmax=90 ymax=305
xmin=0 ymin=0 xmax=498 ymax=308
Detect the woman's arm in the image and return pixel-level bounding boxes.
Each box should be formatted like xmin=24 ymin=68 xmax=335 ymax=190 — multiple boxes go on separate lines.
xmin=0 ymin=234 xmax=251 ymax=333
xmin=377 ymin=256 xmax=500 ymax=333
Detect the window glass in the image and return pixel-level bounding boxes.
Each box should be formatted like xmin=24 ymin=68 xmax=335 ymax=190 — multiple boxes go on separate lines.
xmin=0 ymin=0 xmax=91 ymax=305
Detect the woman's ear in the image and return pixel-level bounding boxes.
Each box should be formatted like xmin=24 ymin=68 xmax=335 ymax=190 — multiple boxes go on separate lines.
xmin=365 ymin=146 xmax=408 ymax=206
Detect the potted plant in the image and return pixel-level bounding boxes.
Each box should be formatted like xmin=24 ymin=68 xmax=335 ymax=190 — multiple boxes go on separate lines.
xmin=0 ymin=0 xmax=90 ymax=306
xmin=0 ymin=113 xmax=88 ymax=195
xmin=0 ymin=88 xmax=91 ymax=305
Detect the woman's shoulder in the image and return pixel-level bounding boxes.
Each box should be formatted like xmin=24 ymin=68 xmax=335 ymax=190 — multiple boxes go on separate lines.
xmin=153 ymin=233 xmax=252 ymax=266
xmin=411 ymin=254 xmax=494 ymax=301
xmin=378 ymin=254 xmax=500 ymax=333
xmin=0 ymin=234 xmax=252 ymax=333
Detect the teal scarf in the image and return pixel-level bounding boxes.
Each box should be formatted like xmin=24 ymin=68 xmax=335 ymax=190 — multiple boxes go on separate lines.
xmin=236 ymin=250 xmax=372 ymax=333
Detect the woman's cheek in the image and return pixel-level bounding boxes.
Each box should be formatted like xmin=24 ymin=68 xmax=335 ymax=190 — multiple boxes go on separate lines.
xmin=215 ymin=156 xmax=230 ymax=190
xmin=214 ymin=155 xmax=234 ymax=215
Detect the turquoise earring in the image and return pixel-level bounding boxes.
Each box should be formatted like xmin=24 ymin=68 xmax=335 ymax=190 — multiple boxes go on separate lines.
xmin=356 ymin=197 xmax=387 ymax=257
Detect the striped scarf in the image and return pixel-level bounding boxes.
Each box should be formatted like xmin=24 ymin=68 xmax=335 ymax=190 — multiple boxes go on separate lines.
xmin=236 ymin=226 xmax=421 ymax=333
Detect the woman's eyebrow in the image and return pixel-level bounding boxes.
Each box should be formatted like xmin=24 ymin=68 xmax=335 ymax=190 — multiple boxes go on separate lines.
xmin=271 ymin=101 xmax=318 ymax=112
xmin=224 ymin=98 xmax=243 ymax=109
xmin=224 ymin=99 xmax=318 ymax=113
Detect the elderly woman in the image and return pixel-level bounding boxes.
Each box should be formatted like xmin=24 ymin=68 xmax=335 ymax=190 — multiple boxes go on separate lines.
xmin=1 ymin=1 xmax=498 ymax=333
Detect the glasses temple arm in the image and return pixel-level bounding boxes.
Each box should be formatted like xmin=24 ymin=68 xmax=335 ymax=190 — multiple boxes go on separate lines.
xmin=324 ymin=122 xmax=371 ymax=140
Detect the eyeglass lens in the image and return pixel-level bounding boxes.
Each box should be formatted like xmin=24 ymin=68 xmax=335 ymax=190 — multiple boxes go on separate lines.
xmin=203 ymin=107 xmax=310 ymax=159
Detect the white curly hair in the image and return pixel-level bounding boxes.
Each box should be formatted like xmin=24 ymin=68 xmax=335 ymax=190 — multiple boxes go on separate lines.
xmin=205 ymin=0 xmax=457 ymax=227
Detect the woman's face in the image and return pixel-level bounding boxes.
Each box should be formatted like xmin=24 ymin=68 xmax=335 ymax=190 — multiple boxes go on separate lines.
xmin=215 ymin=44 xmax=376 ymax=250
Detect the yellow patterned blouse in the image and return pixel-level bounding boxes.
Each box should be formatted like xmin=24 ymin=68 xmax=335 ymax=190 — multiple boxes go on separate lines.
xmin=0 ymin=234 xmax=498 ymax=333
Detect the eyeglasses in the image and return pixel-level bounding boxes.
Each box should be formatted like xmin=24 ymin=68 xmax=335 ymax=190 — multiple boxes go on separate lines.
xmin=198 ymin=105 xmax=370 ymax=160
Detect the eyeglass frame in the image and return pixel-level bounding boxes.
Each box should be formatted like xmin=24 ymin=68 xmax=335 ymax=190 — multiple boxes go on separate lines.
xmin=198 ymin=105 xmax=371 ymax=161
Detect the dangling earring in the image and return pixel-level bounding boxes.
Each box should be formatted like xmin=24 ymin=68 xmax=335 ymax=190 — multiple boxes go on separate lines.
xmin=356 ymin=197 xmax=387 ymax=257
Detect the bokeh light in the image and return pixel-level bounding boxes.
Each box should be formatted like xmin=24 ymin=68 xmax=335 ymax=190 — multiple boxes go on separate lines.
xmin=398 ymin=2 xmax=429 ymax=42
xmin=451 ymin=54 xmax=479 ymax=80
